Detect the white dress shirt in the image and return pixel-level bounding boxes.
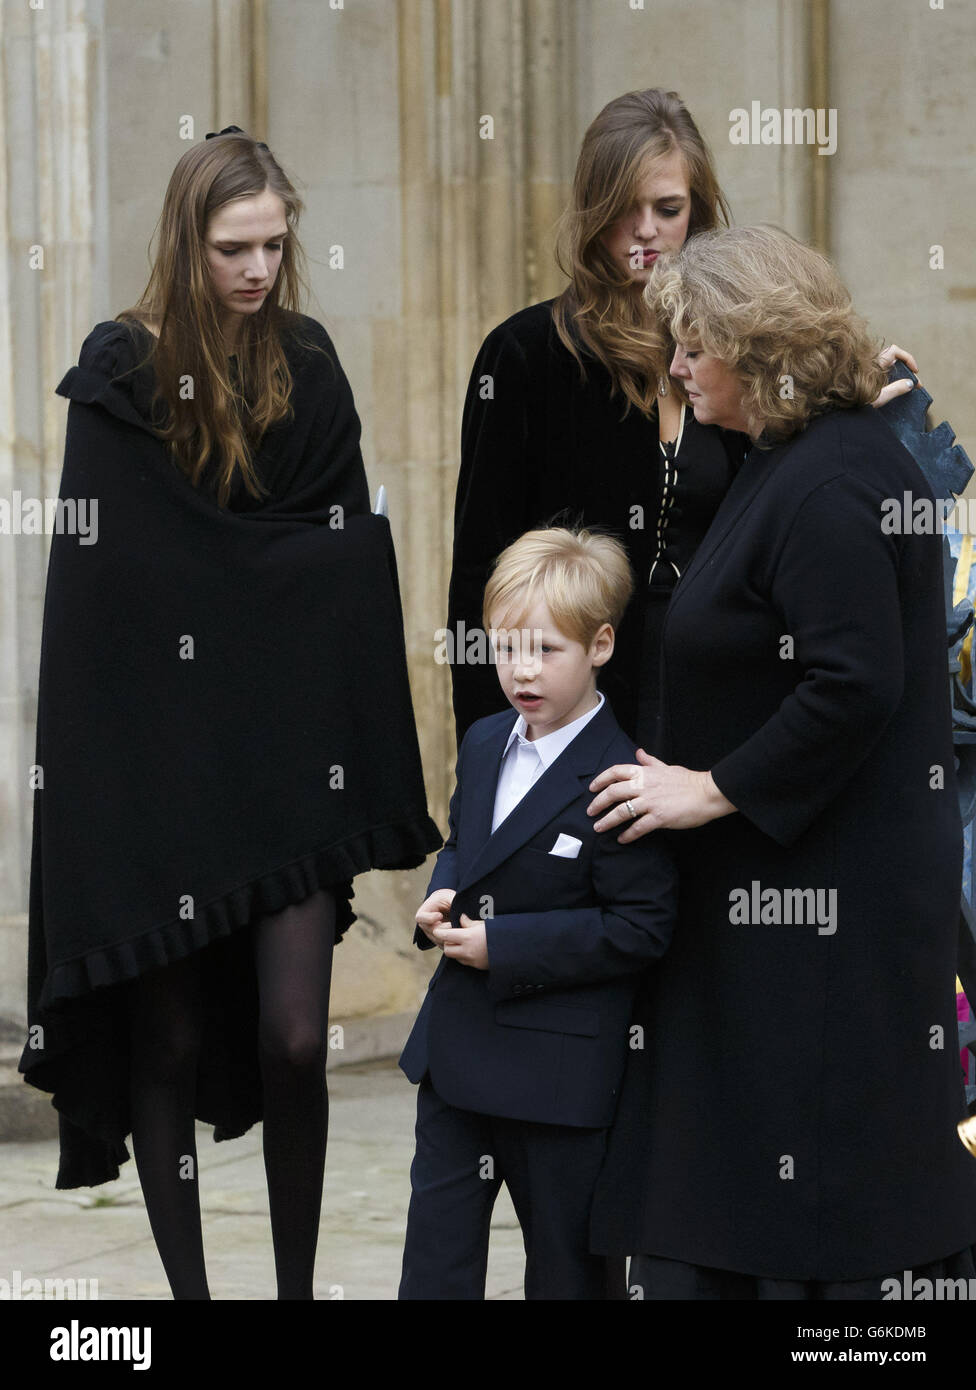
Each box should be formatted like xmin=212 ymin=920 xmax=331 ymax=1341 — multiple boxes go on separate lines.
xmin=490 ymin=690 xmax=606 ymax=833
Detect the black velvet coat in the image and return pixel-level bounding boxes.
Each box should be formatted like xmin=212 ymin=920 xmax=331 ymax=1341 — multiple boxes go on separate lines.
xmin=447 ymin=299 xmax=748 ymax=749
xmin=589 ymin=407 xmax=976 ymax=1279
xmin=19 ymin=312 xmax=442 ymax=1187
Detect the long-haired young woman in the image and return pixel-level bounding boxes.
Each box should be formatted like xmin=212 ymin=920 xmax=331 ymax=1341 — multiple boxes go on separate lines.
xmin=21 ymin=126 xmax=441 ymax=1300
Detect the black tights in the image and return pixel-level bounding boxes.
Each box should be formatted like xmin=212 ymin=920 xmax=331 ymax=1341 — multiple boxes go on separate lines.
xmin=126 ymin=888 xmax=337 ymax=1299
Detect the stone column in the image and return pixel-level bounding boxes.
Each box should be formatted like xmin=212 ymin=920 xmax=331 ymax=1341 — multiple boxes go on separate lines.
xmin=0 ymin=0 xmax=103 ymax=1025
xmin=0 ymin=0 xmax=106 ymax=1134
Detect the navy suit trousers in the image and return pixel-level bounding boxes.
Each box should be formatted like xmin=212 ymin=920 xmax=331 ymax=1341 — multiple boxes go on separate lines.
xmin=398 ymin=1076 xmax=625 ymax=1300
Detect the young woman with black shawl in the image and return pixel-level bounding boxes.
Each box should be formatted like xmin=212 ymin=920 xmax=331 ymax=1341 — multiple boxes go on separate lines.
xmin=20 ymin=126 xmax=441 ymax=1300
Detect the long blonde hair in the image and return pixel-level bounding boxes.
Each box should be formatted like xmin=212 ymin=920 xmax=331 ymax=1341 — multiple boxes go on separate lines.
xmin=552 ymin=88 xmax=731 ymax=417
xmin=650 ymin=225 xmax=889 ymax=443
xmin=117 ymin=129 xmax=327 ymax=506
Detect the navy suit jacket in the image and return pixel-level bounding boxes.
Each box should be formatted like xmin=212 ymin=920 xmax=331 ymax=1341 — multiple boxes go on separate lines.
xmin=399 ymin=695 xmax=678 ymax=1128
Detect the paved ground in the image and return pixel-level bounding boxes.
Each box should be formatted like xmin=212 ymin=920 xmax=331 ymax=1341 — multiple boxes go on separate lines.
xmin=0 ymin=1059 xmax=526 ymax=1301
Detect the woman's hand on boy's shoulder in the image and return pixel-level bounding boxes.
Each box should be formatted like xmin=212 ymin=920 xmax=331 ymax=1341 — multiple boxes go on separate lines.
xmin=587 ymin=749 xmax=737 ymax=841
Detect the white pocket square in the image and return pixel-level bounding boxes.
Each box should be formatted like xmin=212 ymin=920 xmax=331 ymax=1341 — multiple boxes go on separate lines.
xmin=549 ymin=833 xmax=582 ymax=859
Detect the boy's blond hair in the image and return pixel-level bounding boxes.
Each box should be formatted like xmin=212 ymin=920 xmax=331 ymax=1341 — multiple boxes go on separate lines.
xmin=482 ymin=526 xmax=634 ymax=649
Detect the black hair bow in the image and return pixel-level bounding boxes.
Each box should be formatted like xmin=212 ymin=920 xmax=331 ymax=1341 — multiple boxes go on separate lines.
xmin=205 ymin=125 xmax=269 ymax=151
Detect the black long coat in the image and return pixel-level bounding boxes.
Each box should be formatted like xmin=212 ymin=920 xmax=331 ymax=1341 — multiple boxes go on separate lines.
xmin=590 ymin=406 xmax=976 ymax=1279
xmin=19 ymin=312 xmax=441 ymax=1188
xmin=448 ymin=299 xmax=747 ymax=748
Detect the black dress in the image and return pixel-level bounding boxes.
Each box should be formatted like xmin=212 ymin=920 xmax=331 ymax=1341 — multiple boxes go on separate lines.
xmin=448 ymin=299 xmax=749 ymax=750
xmin=589 ymin=407 xmax=976 ymax=1296
xmin=19 ymin=311 xmax=442 ymax=1188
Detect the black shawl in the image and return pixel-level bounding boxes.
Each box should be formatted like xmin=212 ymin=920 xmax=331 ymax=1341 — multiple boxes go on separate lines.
xmin=19 ymin=312 xmax=442 ymax=1187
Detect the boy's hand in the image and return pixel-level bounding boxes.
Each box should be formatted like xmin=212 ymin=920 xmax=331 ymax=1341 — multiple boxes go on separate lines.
xmin=432 ymin=912 xmax=489 ymax=970
xmin=415 ymin=888 xmax=457 ymax=947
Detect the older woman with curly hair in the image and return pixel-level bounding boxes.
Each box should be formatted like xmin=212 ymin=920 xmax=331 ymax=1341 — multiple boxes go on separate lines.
xmin=588 ymin=225 xmax=976 ymax=1298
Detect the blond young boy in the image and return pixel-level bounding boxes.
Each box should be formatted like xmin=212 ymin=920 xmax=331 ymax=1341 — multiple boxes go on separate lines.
xmin=398 ymin=527 xmax=678 ymax=1300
